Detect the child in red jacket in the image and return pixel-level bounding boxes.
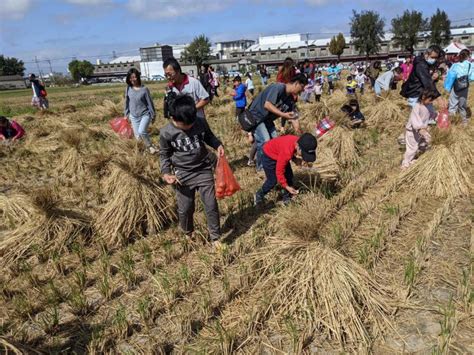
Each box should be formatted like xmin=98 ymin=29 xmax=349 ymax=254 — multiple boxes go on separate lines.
xmin=254 ymin=133 xmax=317 ymax=205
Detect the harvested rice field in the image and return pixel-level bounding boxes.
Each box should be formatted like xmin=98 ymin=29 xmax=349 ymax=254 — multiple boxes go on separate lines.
xmin=0 ymin=78 xmax=473 ymax=354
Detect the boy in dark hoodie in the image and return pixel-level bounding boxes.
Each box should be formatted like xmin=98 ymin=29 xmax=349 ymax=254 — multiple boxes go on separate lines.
xmin=254 ymin=133 xmax=317 ymax=205
xmin=159 ymin=94 xmax=225 ymax=247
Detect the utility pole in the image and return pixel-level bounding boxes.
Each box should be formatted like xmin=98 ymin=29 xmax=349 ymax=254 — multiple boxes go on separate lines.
xmin=34 ymin=56 xmax=43 ymax=81
xmin=47 ymin=59 xmax=55 ymax=84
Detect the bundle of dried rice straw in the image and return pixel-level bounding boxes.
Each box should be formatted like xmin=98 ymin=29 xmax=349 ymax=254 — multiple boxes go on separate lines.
xmin=0 ymin=188 xmax=91 ymax=266
xmin=396 ymin=145 xmax=471 ymax=198
xmin=313 ymin=145 xmax=340 ymax=181
xmin=0 ymin=193 xmax=34 ymax=229
xmin=365 ymin=96 xmax=407 ymax=130
xmin=320 ymin=126 xmax=359 ymax=167
xmin=95 ymin=156 xmax=176 ymax=246
xmin=95 ymin=99 xmax=124 ymax=119
xmin=248 ymin=236 xmax=394 ymax=346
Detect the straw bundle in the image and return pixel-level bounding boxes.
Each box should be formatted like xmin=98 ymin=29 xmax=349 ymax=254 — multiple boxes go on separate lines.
xmin=95 ymin=99 xmax=123 ymax=119
xmin=0 ymin=193 xmax=34 ymax=228
xmin=325 ymin=90 xmax=348 ymax=108
xmin=321 ymin=126 xmax=359 ymax=167
xmin=56 ymin=129 xmax=86 ymax=178
xmin=249 ymin=236 xmax=393 ymax=346
xmin=313 ymin=145 xmax=340 ymax=181
xmin=396 ymin=145 xmax=471 ymax=198
xmin=365 ymin=96 xmax=406 ymax=130
xmin=0 ymin=188 xmax=91 ymax=266
xmin=448 ymin=128 xmax=474 ymax=168
xmin=299 ymin=102 xmax=329 ymax=123
xmin=95 ymin=156 xmax=176 ymax=246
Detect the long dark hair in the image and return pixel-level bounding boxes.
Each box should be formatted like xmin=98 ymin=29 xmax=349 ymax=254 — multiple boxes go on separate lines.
xmin=126 ymin=68 xmax=142 ymax=87
xmin=459 ymin=49 xmax=471 ymax=62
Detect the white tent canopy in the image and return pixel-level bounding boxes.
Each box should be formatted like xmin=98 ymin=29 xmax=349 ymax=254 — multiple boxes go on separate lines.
xmin=444 ymin=42 xmax=468 ymax=54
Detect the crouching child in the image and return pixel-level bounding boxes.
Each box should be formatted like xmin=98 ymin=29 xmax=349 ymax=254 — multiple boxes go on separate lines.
xmin=401 ymin=89 xmax=437 ymax=169
xmin=159 ymin=94 xmax=225 ymax=247
xmin=341 ymin=99 xmax=365 ymax=128
xmin=254 ymin=133 xmax=317 ymax=205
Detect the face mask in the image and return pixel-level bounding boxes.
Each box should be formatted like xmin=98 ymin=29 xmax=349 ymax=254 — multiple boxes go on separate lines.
xmin=426 ymin=58 xmax=436 ymax=65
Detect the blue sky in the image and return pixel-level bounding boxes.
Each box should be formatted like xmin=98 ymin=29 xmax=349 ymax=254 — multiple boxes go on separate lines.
xmin=0 ymin=0 xmax=473 ymax=74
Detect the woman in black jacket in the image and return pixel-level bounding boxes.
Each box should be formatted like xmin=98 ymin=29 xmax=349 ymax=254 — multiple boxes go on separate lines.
xmin=400 ymin=45 xmax=443 ymax=109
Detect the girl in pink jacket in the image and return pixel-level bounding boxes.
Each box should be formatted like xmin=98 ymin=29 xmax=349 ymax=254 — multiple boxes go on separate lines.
xmin=401 ymin=90 xmax=437 ymax=169
xmin=0 ymin=116 xmax=25 ymax=141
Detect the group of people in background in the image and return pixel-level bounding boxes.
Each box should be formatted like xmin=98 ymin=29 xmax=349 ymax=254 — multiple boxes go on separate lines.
xmin=5 ymin=45 xmax=472 ymax=248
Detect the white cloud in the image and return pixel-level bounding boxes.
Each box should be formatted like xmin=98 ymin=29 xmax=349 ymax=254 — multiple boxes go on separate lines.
xmin=304 ymin=0 xmax=330 ymax=5
xmin=126 ymin=0 xmax=233 ymax=19
xmin=64 ymin=0 xmax=112 ymax=4
xmin=0 ymin=0 xmax=33 ymax=20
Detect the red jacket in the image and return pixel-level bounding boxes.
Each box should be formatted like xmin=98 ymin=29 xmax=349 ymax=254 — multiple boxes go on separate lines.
xmin=263 ymin=135 xmax=298 ymax=188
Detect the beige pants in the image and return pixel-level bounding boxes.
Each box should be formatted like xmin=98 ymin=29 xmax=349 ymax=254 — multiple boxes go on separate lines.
xmin=402 ymin=130 xmax=423 ymax=168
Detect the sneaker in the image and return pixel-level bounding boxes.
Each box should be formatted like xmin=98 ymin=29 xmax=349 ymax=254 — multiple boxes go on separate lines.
xmin=148 ymin=146 xmax=158 ymax=154
xmin=247 ymin=159 xmax=255 ymax=167
xmin=427 ymin=119 xmax=437 ymax=126
xmin=397 ymin=137 xmax=406 ymax=145
xmin=254 ymin=190 xmax=265 ymax=206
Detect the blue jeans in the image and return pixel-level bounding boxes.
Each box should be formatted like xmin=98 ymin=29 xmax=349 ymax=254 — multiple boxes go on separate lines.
xmin=261 ymin=153 xmax=293 ymax=195
xmin=253 ymin=120 xmax=277 ymax=171
xmin=129 ymin=113 xmax=152 ymax=147
xmin=261 ymin=76 xmax=268 ymax=86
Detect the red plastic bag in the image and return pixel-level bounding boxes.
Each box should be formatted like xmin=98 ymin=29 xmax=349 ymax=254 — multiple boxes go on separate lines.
xmin=315 ymin=117 xmax=335 ymax=138
xmin=436 ymin=108 xmax=450 ymax=129
xmin=109 ymin=117 xmax=133 ymax=139
xmin=215 ymin=155 xmax=241 ymax=199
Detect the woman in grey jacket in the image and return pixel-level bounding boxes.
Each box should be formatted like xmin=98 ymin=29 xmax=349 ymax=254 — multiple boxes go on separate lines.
xmin=124 ymin=68 xmax=156 ymax=153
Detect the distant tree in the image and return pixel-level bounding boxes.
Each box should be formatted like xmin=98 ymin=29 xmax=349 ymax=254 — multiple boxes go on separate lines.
xmin=391 ymin=10 xmax=428 ymax=54
xmin=329 ymin=33 xmax=346 ymax=61
xmin=350 ymin=10 xmax=385 ymax=59
xmin=0 ymin=55 xmax=25 ymax=76
xmin=182 ymin=34 xmax=212 ymax=72
xmin=68 ymin=59 xmax=94 ymax=82
xmin=429 ymin=8 xmax=451 ymax=46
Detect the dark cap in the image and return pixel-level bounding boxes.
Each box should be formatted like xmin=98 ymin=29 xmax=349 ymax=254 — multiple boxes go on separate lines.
xmin=297 ymin=133 xmax=317 ymax=162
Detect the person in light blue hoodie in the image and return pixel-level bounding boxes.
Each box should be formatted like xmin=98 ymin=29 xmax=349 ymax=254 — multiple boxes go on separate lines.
xmin=444 ymin=49 xmax=474 ymax=125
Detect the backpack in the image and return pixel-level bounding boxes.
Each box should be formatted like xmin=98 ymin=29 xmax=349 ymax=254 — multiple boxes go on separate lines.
xmin=163 ymin=89 xmax=178 ymax=119
xmin=453 ymin=63 xmax=471 ymax=93
xmin=237 ymin=109 xmax=259 ymax=132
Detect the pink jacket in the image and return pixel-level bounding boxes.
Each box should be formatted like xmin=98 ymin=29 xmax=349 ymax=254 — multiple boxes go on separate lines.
xmin=406 ymin=103 xmax=430 ymax=131
xmin=0 ymin=120 xmax=25 ymax=140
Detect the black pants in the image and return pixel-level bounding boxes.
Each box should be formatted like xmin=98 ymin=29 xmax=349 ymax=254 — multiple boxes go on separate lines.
xmin=261 ymin=152 xmax=293 ymax=197
xmin=315 ymin=94 xmax=321 ymax=102
xmin=235 ymin=107 xmax=245 ymax=117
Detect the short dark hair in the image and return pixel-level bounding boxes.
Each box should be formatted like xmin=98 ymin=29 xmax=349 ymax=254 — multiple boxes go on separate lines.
xmin=419 ymin=89 xmax=438 ymax=101
xmin=289 ymin=73 xmax=308 ymax=86
xmin=426 ymin=45 xmax=443 ymax=56
xmin=233 ymin=76 xmax=241 ymax=82
xmin=0 ymin=116 xmax=8 ymax=126
xmin=163 ymin=57 xmax=182 ymax=73
xmin=347 ymin=75 xmax=352 ymax=81
xmin=29 ymin=73 xmax=36 ymax=79
xmin=171 ymin=94 xmax=196 ymax=125
xmin=126 ymin=68 xmax=141 ymax=87
xmin=459 ymin=49 xmax=471 ymax=62
xmin=348 ymin=99 xmax=360 ymax=111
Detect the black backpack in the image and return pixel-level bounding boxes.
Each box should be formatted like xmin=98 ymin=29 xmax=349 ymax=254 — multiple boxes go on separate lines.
xmin=238 ymin=109 xmax=259 ymax=132
xmin=454 ymin=63 xmax=471 ymax=93
xmin=163 ymin=89 xmax=178 ymax=119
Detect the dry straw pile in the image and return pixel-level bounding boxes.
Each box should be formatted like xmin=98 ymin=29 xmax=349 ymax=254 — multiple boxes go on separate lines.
xmin=95 ymin=154 xmax=176 ymax=246
xmin=0 ymin=188 xmax=91 ymax=266
xmin=248 ymin=236 xmax=393 ymax=346
xmin=396 ymin=145 xmax=471 ymax=198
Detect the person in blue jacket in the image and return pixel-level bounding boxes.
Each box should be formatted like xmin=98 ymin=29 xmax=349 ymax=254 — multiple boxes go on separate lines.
xmin=326 ymin=61 xmax=340 ymax=95
xmin=230 ymin=75 xmax=247 ymax=117
xmin=444 ymin=49 xmax=474 ymax=126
